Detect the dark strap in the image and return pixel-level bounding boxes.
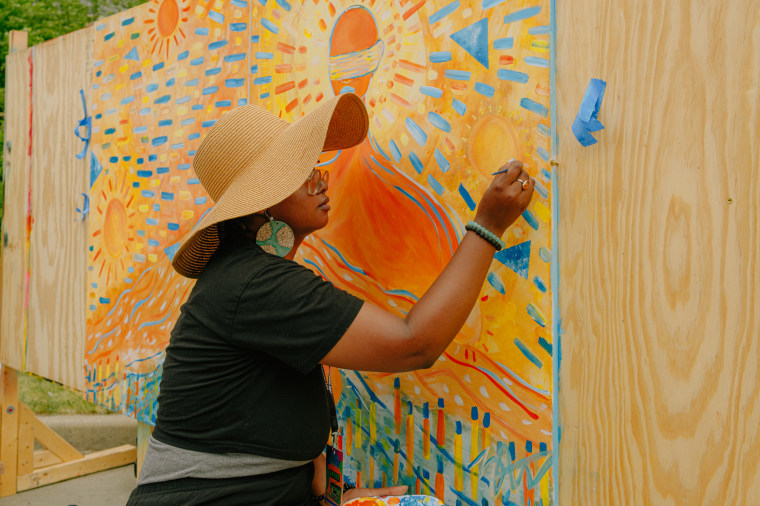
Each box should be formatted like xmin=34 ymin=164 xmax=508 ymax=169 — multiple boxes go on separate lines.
xmin=320 ymin=366 xmax=339 ymax=436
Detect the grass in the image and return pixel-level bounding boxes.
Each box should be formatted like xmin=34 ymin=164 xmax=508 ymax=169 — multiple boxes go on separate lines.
xmin=19 ymin=372 xmax=110 ymax=415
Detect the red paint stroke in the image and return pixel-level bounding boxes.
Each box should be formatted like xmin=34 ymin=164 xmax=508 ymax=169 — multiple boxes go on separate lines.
xmin=402 ymin=0 xmax=426 ymax=21
xmin=443 ymin=352 xmax=539 ymax=420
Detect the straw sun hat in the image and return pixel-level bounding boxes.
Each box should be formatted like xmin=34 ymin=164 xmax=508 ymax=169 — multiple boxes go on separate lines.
xmin=171 ymin=92 xmax=369 ymax=278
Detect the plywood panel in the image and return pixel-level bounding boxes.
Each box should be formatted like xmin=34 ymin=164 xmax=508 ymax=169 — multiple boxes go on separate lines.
xmin=1 ymin=48 xmax=33 ymax=370
xmin=557 ymin=1 xmax=760 ymax=504
xmin=27 ymin=27 xmax=93 ymax=391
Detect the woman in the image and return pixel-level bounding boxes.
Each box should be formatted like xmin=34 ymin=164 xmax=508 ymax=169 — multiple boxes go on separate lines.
xmin=127 ymin=92 xmax=535 ymax=505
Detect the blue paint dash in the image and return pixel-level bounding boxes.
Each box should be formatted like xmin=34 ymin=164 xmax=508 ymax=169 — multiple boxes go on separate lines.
xmin=487 ymin=272 xmax=506 ymax=294
xmin=231 ymin=0 xmax=248 ymax=6
xmin=275 ymin=0 xmax=291 ymax=9
xmin=104 ymin=128 xmax=116 ymax=135
xmin=504 ymin=6 xmax=542 ymax=24
xmin=216 ymin=100 xmax=232 ymax=107
xmin=249 ymin=65 xmax=258 ymax=74
xmin=262 ymin=18 xmax=279 ymax=33
xmin=429 ymin=0 xmax=459 ymax=24
xmin=177 ymin=163 xmax=190 ymax=170
xmin=428 ymin=112 xmax=452 ymax=132
xmin=154 ymin=95 xmax=171 ymax=104
xmin=176 ymin=96 xmax=191 ymax=104
xmin=420 ymin=86 xmax=443 ymax=98
xmin=120 ymin=95 xmax=135 ymax=105
xmin=165 ymin=78 xmax=175 ymax=87
xmin=152 ymin=62 xmax=165 ymax=71
xmin=458 ymin=183 xmax=476 ymax=210
xmin=251 ymin=35 xmax=260 ymax=43
xmin=209 ymin=11 xmax=225 ymax=23
xmin=177 ymin=51 xmax=189 ymax=61
xmin=497 ymin=69 xmax=529 ymax=83
xmin=520 ymin=98 xmax=549 ymax=117
xmin=156 ymin=167 xmax=169 ymax=174
xmin=202 ymin=86 xmax=219 ymax=95
xmin=209 ymin=40 xmax=228 ymax=50
xmin=538 ymin=247 xmax=551 ymax=263
xmin=493 ymin=37 xmax=514 ymax=50
xmin=474 ymin=82 xmax=495 ymax=97
xmin=224 ymin=53 xmax=247 ymax=62
xmin=527 ymin=302 xmax=547 ymax=327
xmin=256 ymin=52 xmax=274 ymax=59
xmin=529 ymin=25 xmax=551 ymax=35
xmin=145 ymin=218 xmax=159 ymax=226
xmin=225 ymin=78 xmax=245 ymax=88
xmin=405 ymin=117 xmax=428 ymax=146
xmin=427 ymin=174 xmax=444 ymax=195
xmin=158 ymin=119 xmax=172 ymax=127
xmin=206 ymin=68 xmax=222 ymax=76
xmin=167 ymin=223 xmax=180 ymax=231
xmin=533 ymin=276 xmax=547 ymax=292
xmin=389 ymin=140 xmax=402 ymax=162
xmin=514 ymin=338 xmax=542 ymax=368
xmin=136 ymin=170 xmax=152 ymax=178
xmin=409 ymin=151 xmax=424 ymax=174
xmin=141 ymin=190 xmax=155 ymax=198
xmin=522 ymin=209 xmax=539 ymax=230
xmin=104 ymin=32 xmax=115 ymax=41
xmin=195 ymin=196 xmax=208 ymax=205
xmin=152 ymin=136 xmax=167 ymax=147
xmin=99 ymin=297 xmax=111 ymax=304
xmin=148 ymin=239 xmax=160 ymax=247
xmin=538 ymin=336 xmax=552 ymax=355
xmin=230 ymin=23 xmax=247 ymax=32
xmin=130 ymin=71 xmax=142 ymax=80
xmin=253 ymin=76 xmax=272 ymax=85
xmin=191 ymin=57 xmax=205 ymax=66
xmin=452 ymin=98 xmax=467 ymax=115
xmin=525 ymin=56 xmax=550 ymax=68
xmin=195 ymin=27 xmax=209 ymax=36
xmin=161 ymin=192 xmax=174 ymax=201
xmin=121 ymin=17 xmax=135 ymax=26
xmin=444 ymin=69 xmax=471 ymax=80
xmin=429 ymin=51 xmax=452 ymax=63
xmin=146 ymin=83 xmax=158 ymax=92
xmin=536 ymin=146 xmax=550 ymax=161
xmin=434 ymin=148 xmax=450 ymax=173
xmin=201 ymin=120 xmax=217 ymax=128
xmin=482 ymin=0 xmax=506 ymax=9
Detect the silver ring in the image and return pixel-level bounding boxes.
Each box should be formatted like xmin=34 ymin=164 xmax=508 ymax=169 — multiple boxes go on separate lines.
xmin=516 ymin=178 xmax=528 ymax=189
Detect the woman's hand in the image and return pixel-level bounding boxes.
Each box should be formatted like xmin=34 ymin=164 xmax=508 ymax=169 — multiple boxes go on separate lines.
xmin=474 ymin=159 xmax=535 ymax=237
xmin=341 ymin=485 xmax=408 ymax=504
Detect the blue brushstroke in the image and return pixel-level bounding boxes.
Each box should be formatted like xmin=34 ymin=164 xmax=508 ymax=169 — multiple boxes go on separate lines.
xmin=409 ymin=151 xmax=424 ymax=173
xmin=452 ymin=98 xmax=467 ymax=115
xmin=261 ymin=18 xmax=279 ymax=34
xmin=538 ymin=336 xmax=552 ymax=355
xmin=427 ymin=174 xmax=444 ymax=195
xmin=444 ymin=69 xmax=471 ymax=80
xmin=493 ymin=37 xmax=514 ymax=50
xmin=504 ymin=6 xmax=542 ymax=23
xmin=498 ymin=69 xmax=529 ymax=83
xmin=124 ymin=46 xmax=139 ymax=61
xmin=138 ymin=313 xmax=172 ymax=331
xmin=515 ymin=338 xmax=542 ymax=368
xmin=433 ymin=148 xmax=450 ymax=173
xmin=522 ymin=209 xmax=539 ymax=230
xmin=405 ymin=117 xmax=428 ymax=146
xmin=428 ymin=112 xmax=451 ymax=132
xmin=525 ymin=56 xmax=550 ymax=68
xmin=520 ymin=98 xmax=549 ymax=117
xmin=419 ymin=85 xmax=443 ymax=98
xmin=458 ymin=183 xmax=476 ymax=210
xmin=429 ymin=51 xmax=452 ymax=63
xmin=487 ymin=272 xmax=506 ymax=294
xmin=428 ymin=0 xmax=459 ymax=24
xmin=208 ymin=10 xmax=225 ymax=23
xmin=319 ymin=238 xmax=367 ymax=275
xmin=474 ymin=82 xmax=495 ymax=97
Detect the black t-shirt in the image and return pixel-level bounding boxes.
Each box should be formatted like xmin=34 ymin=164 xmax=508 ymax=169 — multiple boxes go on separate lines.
xmin=152 ymin=241 xmax=363 ymax=461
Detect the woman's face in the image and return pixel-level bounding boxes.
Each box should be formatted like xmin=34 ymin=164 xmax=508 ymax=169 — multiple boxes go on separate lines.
xmin=268 ymin=170 xmax=330 ymax=238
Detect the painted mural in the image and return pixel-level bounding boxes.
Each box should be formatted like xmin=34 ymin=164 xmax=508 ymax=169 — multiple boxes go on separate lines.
xmin=84 ymin=0 xmax=554 ymax=503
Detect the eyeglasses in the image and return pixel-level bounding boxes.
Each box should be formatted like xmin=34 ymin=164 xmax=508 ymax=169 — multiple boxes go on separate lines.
xmin=306 ymin=169 xmax=329 ymax=195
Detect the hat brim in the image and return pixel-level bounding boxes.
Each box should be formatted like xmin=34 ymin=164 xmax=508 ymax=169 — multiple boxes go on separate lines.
xmin=171 ymin=93 xmax=369 ymax=278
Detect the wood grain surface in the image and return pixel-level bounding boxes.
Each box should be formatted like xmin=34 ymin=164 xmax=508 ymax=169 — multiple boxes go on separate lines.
xmin=556 ymin=1 xmax=760 ymax=504
xmin=1 ymin=48 xmax=33 ymax=371
xmin=26 ymin=27 xmax=92 ymax=391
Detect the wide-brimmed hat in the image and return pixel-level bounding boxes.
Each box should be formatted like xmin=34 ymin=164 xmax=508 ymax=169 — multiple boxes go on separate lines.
xmin=171 ymin=93 xmax=369 ymax=278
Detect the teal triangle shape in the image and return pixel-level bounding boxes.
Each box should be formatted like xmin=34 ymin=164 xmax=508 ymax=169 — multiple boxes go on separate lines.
xmin=494 ymin=240 xmax=531 ymax=279
xmin=450 ymin=18 xmax=489 ymax=69
xmin=90 ymin=152 xmax=103 ymax=189
xmin=164 ymin=242 xmax=180 ymax=261
xmin=124 ymin=46 xmax=139 ymax=61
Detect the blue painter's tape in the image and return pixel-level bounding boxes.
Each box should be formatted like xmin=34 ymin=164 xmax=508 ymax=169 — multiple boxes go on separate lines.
xmin=504 ymin=6 xmax=542 ymax=23
xmin=444 ymin=69 xmax=471 ymax=80
xmin=572 ymin=78 xmax=607 ymax=146
xmin=419 ymin=86 xmax=443 ymax=98
xmin=514 ymin=338 xmax=542 ymax=368
xmin=458 ymin=183 xmax=476 ymax=210
xmin=520 ymin=98 xmax=549 ymax=117
xmin=428 ymin=112 xmax=451 ymax=132
xmin=429 ymin=0 xmax=459 ymax=24
xmin=409 ymin=151 xmax=424 ymax=174
xmin=405 ymin=117 xmax=428 ymax=147
xmin=452 ymin=98 xmax=467 ymax=115
xmin=429 ymin=51 xmax=452 ymax=63
xmin=487 ymin=272 xmax=506 ymax=294
xmin=434 ymin=148 xmax=450 ymax=173
xmin=497 ymin=69 xmax=529 ymax=83
xmin=427 ymin=174 xmax=444 ymax=195
xmin=474 ymin=82 xmax=495 ymax=97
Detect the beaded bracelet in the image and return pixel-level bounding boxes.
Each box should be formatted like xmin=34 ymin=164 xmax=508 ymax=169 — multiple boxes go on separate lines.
xmin=465 ymin=220 xmax=506 ymax=251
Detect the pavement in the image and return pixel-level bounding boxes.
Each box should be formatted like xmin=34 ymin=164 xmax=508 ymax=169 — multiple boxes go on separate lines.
xmin=0 ymin=414 xmax=138 ymax=505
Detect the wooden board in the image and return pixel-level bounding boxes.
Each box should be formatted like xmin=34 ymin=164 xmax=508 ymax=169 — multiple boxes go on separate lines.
xmin=556 ymin=0 xmax=760 ymax=504
xmin=1 ymin=47 xmax=33 ymax=370
xmin=26 ymin=27 xmax=93 ymax=391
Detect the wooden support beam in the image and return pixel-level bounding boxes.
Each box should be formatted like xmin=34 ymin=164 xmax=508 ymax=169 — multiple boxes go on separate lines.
xmin=0 ymin=366 xmax=19 ymax=497
xmin=21 ymin=404 xmax=83 ymax=462
xmin=17 ymin=444 xmax=137 ymax=492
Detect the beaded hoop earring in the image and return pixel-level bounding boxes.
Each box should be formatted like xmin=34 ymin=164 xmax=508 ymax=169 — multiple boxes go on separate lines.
xmin=256 ymin=212 xmax=295 ymax=257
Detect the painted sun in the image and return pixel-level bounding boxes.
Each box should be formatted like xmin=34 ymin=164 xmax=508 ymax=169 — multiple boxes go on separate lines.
xmin=146 ymin=0 xmax=190 ymax=59
xmin=91 ymin=171 xmax=136 ymax=287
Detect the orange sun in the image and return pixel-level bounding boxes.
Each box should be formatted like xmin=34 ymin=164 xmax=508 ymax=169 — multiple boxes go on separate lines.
xmin=146 ymin=0 xmax=190 ymax=59
xmin=92 ymin=172 xmax=136 ymax=287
